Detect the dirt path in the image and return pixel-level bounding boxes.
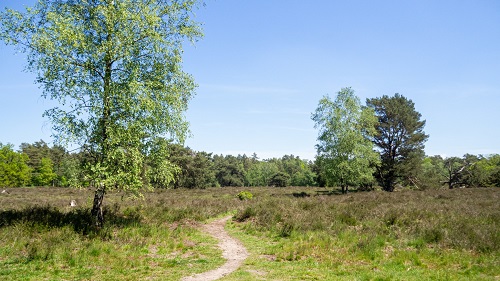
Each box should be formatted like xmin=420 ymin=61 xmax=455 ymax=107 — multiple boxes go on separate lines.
xmin=182 ymin=215 xmax=248 ymax=281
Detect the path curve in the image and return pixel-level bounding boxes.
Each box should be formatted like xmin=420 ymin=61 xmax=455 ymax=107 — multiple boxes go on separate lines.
xmin=182 ymin=215 xmax=248 ymax=281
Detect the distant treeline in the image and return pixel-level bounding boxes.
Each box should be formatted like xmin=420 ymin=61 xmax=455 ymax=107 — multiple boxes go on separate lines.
xmin=1 ymin=140 xmax=499 ymax=189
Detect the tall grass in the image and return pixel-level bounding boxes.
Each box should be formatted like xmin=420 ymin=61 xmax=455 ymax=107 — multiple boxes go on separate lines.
xmin=228 ymin=187 xmax=499 ymax=280
xmin=0 ymin=186 xmax=498 ymax=280
xmin=0 ymin=187 xmax=246 ymax=280
xmin=234 ymin=188 xmax=499 ymax=253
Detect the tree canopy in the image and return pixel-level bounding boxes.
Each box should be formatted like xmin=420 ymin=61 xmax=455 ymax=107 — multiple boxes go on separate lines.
xmin=312 ymin=88 xmax=379 ymax=193
xmin=366 ymin=94 xmax=428 ymax=191
xmin=0 ymin=143 xmax=31 ymax=187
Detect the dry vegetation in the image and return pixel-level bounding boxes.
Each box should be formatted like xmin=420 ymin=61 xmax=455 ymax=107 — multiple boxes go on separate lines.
xmin=0 ymin=186 xmax=499 ymax=280
xmin=235 ymin=187 xmax=499 ymax=253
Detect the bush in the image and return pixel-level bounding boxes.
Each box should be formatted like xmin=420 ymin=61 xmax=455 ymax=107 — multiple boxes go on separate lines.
xmin=236 ymin=191 xmax=253 ymax=200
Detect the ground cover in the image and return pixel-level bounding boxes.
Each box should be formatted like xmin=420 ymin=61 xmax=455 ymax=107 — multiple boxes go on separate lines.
xmin=226 ymin=187 xmax=499 ymax=280
xmin=0 ymin=186 xmax=498 ymax=280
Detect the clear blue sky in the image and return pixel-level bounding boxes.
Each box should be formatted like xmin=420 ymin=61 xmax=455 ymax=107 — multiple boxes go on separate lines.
xmin=1 ymin=0 xmax=499 ymax=160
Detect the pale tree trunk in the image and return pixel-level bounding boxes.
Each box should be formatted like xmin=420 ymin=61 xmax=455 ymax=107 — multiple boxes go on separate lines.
xmin=91 ymin=185 xmax=106 ymax=228
xmin=91 ymin=44 xmax=112 ymax=229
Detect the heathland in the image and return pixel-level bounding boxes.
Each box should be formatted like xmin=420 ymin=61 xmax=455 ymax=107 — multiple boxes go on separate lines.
xmin=0 ymin=186 xmax=498 ymax=280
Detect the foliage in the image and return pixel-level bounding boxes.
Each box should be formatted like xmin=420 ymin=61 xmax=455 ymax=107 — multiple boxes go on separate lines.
xmin=31 ymin=157 xmax=57 ymax=187
xmin=4 ymin=137 xmax=499 ymax=190
xmin=3 ymin=139 xmax=321 ymax=188
xmin=236 ymin=191 xmax=253 ymax=200
xmin=143 ymin=138 xmax=180 ymax=189
xmin=465 ymin=154 xmax=500 ymax=187
xmin=213 ymin=155 xmax=246 ymax=187
xmin=167 ymin=144 xmax=217 ymax=188
xmin=0 ymin=143 xmax=31 ymax=187
xmin=367 ymin=93 xmax=428 ymax=191
xmin=244 ymin=155 xmax=316 ymax=187
xmin=416 ymin=154 xmax=500 ymax=189
xmin=269 ymin=171 xmax=290 ymax=187
xmin=1 ymin=0 xmax=203 ymax=225
xmin=245 ymin=160 xmax=279 ymax=187
xmin=442 ymin=156 xmax=471 ymax=189
xmin=20 ymin=140 xmax=67 ymax=186
xmin=58 ymin=153 xmax=84 ymax=187
xmin=418 ymin=155 xmax=446 ymax=189
xmin=312 ymin=87 xmax=379 ymax=193
xmin=275 ymin=155 xmax=317 ymax=186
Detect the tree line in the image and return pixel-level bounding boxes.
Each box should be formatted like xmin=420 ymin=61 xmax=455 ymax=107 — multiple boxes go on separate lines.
xmin=1 ymin=138 xmax=499 ymax=190
xmin=0 ymin=140 xmax=316 ymax=188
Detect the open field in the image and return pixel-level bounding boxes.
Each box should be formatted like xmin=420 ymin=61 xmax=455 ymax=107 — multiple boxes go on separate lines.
xmin=1 ymin=187 xmax=499 ymax=280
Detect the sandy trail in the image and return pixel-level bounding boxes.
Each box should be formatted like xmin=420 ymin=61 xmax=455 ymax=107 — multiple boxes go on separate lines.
xmin=182 ymin=215 xmax=248 ymax=281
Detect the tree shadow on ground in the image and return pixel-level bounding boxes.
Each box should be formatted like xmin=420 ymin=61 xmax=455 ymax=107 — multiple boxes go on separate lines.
xmin=315 ymin=188 xmax=367 ymax=196
xmin=285 ymin=189 xmax=356 ymax=198
xmin=0 ymin=204 xmax=141 ymax=235
xmin=291 ymin=191 xmax=312 ymax=198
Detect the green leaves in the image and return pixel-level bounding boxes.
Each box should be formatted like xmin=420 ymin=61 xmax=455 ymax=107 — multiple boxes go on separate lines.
xmin=0 ymin=0 xmax=202 ymax=194
xmin=312 ymin=88 xmax=379 ymax=191
xmin=0 ymin=143 xmax=31 ymax=187
xmin=366 ymin=94 xmax=428 ymax=191
xmin=32 ymin=157 xmax=57 ymax=186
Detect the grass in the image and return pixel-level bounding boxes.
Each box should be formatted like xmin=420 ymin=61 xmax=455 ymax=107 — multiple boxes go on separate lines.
xmin=0 ymin=188 xmax=242 ymax=280
xmin=0 ymin=186 xmax=499 ymax=280
xmin=225 ymin=188 xmax=499 ymax=280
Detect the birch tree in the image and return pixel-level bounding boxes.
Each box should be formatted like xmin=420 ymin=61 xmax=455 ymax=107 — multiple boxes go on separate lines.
xmin=312 ymin=88 xmax=379 ymax=194
xmin=1 ymin=0 xmax=202 ymax=227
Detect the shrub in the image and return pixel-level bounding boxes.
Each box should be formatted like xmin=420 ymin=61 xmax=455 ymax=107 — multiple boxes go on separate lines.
xmin=236 ymin=191 xmax=253 ymax=200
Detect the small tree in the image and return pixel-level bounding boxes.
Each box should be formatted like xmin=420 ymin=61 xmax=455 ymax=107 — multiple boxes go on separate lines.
xmin=488 ymin=155 xmax=500 ymax=187
xmin=366 ymin=94 xmax=428 ymax=191
xmin=1 ymin=0 xmax=202 ymax=227
xmin=312 ymin=88 xmax=379 ymax=194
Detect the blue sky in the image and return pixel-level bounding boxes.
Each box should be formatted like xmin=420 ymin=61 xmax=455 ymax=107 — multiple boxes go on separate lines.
xmin=1 ymin=0 xmax=499 ymax=160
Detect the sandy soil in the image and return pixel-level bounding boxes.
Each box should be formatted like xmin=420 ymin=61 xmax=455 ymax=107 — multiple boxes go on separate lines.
xmin=181 ymin=216 xmax=249 ymax=281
